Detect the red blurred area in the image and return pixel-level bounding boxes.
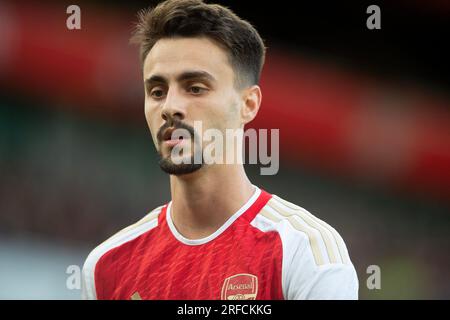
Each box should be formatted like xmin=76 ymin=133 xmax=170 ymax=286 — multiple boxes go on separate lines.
xmin=1 ymin=1 xmax=449 ymax=202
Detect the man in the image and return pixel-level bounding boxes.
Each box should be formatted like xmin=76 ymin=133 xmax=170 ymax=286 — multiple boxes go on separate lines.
xmin=82 ymin=0 xmax=358 ymax=300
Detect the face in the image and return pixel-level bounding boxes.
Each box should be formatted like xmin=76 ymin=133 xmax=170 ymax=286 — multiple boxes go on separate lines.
xmin=143 ymin=37 xmax=244 ymax=175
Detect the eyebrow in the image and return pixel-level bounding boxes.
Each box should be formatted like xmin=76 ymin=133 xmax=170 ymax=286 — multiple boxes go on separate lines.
xmin=145 ymin=70 xmax=217 ymax=87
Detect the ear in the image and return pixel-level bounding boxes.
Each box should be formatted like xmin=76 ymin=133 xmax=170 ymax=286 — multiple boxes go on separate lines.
xmin=240 ymin=85 xmax=262 ymax=125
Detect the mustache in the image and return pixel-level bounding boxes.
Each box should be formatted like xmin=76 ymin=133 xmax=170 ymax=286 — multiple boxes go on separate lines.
xmin=156 ymin=119 xmax=196 ymax=143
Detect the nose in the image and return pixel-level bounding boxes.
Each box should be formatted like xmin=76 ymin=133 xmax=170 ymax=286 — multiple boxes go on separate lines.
xmin=160 ymin=87 xmax=186 ymax=123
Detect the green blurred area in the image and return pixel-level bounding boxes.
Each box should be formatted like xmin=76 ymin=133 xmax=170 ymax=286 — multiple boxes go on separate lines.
xmin=1 ymin=99 xmax=449 ymax=299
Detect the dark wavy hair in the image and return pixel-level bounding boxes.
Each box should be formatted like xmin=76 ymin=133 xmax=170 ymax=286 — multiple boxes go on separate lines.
xmin=130 ymin=0 xmax=266 ymax=87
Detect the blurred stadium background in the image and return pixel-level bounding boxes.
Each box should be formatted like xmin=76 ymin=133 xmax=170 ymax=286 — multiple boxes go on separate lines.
xmin=0 ymin=0 xmax=449 ymax=299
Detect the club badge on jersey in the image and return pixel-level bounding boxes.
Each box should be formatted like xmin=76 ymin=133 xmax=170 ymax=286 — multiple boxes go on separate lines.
xmin=221 ymin=273 xmax=258 ymax=300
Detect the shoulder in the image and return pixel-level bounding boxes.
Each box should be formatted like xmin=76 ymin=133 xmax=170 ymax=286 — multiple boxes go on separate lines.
xmin=81 ymin=205 xmax=165 ymax=300
xmin=252 ymin=193 xmax=358 ymax=299
xmin=253 ymin=193 xmax=351 ymax=266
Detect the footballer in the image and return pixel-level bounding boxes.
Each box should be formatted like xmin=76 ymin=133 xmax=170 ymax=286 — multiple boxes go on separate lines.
xmin=82 ymin=0 xmax=359 ymax=300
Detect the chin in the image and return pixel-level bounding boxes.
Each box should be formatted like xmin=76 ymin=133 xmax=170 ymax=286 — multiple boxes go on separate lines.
xmin=158 ymin=156 xmax=203 ymax=176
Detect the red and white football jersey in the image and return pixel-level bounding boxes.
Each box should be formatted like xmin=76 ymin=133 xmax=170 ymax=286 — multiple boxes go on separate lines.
xmin=81 ymin=186 xmax=358 ymax=300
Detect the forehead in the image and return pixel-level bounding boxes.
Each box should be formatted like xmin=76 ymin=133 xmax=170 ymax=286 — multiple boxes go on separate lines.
xmin=143 ymin=37 xmax=234 ymax=82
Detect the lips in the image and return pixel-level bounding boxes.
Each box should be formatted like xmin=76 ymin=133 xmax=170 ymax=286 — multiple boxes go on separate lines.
xmin=161 ymin=127 xmax=191 ymax=148
xmin=157 ymin=120 xmax=195 ymax=147
xmin=163 ymin=138 xmax=185 ymax=147
xmin=162 ymin=127 xmax=176 ymax=141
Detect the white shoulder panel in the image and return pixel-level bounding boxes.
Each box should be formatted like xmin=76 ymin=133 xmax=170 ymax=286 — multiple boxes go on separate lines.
xmin=250 ymin=196 xmax=358 ymax=300
xmin=81 ymin=206 xmax=163 ymax=300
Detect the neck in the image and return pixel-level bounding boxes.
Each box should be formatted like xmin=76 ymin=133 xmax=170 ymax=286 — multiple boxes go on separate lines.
xmin=169 ymin=164 xmax=255 ymax=240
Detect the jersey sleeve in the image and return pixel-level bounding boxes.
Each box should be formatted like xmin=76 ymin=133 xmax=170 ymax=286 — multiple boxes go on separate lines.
xmin=81 ymin=256 xmax=97 ymax=300
xmin=79 ymin=206 xmax=165 ymax=300
xmin=282 ymin=227 xmax=359 ymax=300
xmin=289 ymin=263 xmax=359 ymax=299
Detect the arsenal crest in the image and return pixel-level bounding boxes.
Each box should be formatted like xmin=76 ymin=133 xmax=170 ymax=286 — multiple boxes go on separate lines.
xmin=221 ymin=273 xmax=258 ymax=300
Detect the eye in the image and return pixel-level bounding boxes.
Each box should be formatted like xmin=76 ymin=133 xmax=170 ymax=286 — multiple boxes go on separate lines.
xmin=150 ymin=88 xmax=166 ymax=99
xmin=188 ymin=86 xmax=208 ymax=95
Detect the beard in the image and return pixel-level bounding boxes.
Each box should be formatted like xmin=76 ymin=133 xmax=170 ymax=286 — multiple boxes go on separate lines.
xmin=158 ymin=155 xmax=202 ymax=175
xmin=156 ymin=119 xmax=203 ymax=176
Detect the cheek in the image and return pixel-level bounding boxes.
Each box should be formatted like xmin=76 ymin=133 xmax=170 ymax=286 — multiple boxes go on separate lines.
xmin=144 ymin=103 xmax=161 ymax=144
xmin=198 ymin=102 xmax=226 ymax=129
xmin=220 ymin=96 xmax=241 ymax=127
xmin=144 ymin=104 xmax=153 ymax=129
xmin=204 ymin=107 xmax=238 ymax=133
xmin=207 ymin=96 xmax=239 ymax=128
